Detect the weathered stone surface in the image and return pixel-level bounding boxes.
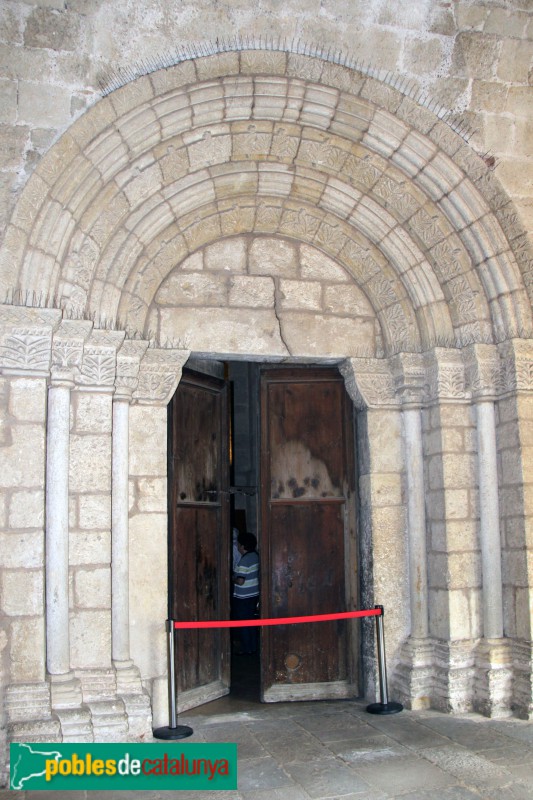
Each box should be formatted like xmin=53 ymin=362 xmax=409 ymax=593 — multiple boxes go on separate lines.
xmin=70 ymin=609 xmax=111 ymax=669
xmin=74 ymin=567 xmax=110 ymax=608
xmin=1 ymin=568 xmax=43 ymax=616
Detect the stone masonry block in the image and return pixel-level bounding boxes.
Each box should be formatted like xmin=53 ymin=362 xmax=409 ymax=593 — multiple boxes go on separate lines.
xmin=78 ymin=493 xmax=111 ymax=530
xmin=158 ymin=306 xmax=285 ymax=357
xmin=129 ymin=406 xmax=167 ymax=477
xmin=0 ymin=425 xmax=45 ymax=489
xmin=497 ymin=40 xmax=533 ymax=84
xmin=129 ymin=513 xmax=167 ymax=680
xmin=18 ymin=82 xmax=72 ymax=128
xmin=156 ymin=271 xmax=228 ymax=307
xmin=74 ymin=567 xmax=110 ymax=609
xmin=448 ymin=588 xmax=481 ymax=640
xmin=0 ymin=124 xmax=30 ymax=170
xmin=70 ymin=609 xmax=111 ymax=669
xmin=1 ymin=569 xmax=43 ymax=616
xmin=358 ymin=473 xmax=402 ymax=508
xmin=72 ymin=392 xmax=113 ymax=434
xmin=452 ymin=32 xmax=500 ymax=80
xmin=8 ymin=489 xmax=44 ymax=529
xmin=442 ymin=489 xmax=470 ymax=520
xmin=0 ymin=531 xmax=44 ymax=569
xmin=69 ymin=531 xmax=111 ymax=566
xmin=8 ymin=378 xmax=47 ymax=423
xmin=9 ymin=617 xmax=45 ymax=682
xmin=447 ymin=552 xmax=482 ymax=590
xmin=204 ymin=237 xmax=247 ymax=273
xmin=228 ymin=276 xmax=275 ymax=308
xmin=324 ymin=284 xmax=374 ymax=316
xmin=366 ymin=409 xmax=403 ymax=474
xmin=137 ymin=477 xmax=167 ymax=513
xmin=0 ymin=79 xmax=17 ymax=125
xmin=278 ymin=279 xmax=322 ymax=311
xmin=280 ymin=312 xmax=375 ymax=358
xmin=249 ymin=237 xmax=298 ymax=278
xmin=24 ymin=7 xmax=83 ymax=51
xmin=69 ymin=434 xmax=111 ymax=493
xmin=515 ymin=587 xmax=531 ymax=641
xmin=299 ymin=244 xmax=350 ymax=282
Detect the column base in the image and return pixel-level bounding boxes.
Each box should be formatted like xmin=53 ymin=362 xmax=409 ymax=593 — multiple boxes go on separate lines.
xmin=511 ymin=639 xmax=533 ymax=720
xmin=394 ymin=637 xmax=435 ymax=710
xmin=49 ymin=671 xmax=84 ymax=709
xmin=474 ymin=638 xmax=513 ymax=718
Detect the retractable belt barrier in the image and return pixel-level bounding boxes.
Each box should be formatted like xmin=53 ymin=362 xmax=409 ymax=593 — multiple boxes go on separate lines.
xmin=153 ymin=604 xmax=402 ymax=741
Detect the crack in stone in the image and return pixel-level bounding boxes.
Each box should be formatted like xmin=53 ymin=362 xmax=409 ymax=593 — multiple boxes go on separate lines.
xmin=273 ymin=280 xmax=292 ymax=356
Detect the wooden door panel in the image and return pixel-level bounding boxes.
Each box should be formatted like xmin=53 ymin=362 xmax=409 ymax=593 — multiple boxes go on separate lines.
xmin=261 ymin=367 xmax=358 ymax=702
xmin=269 ymin=502 xmax=347 ymax=684
xmin=168 ymin=368 xmax=230 ymax=710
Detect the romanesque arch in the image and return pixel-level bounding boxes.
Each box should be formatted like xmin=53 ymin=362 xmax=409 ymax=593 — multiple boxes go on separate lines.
xmin=1 ymin=48 xmax=532 ymax=750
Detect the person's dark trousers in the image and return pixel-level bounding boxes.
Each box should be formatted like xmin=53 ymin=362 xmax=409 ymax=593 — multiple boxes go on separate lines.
xmin=232 ymin=596 xmax=258 ymax=654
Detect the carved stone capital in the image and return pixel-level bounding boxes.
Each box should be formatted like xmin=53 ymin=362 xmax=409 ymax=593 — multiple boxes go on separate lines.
xmin=423 ymin=347 xmax=468 ymax=404
xmin=498 ymin=339 xmax=533 ymax=396
xmin=115 ymin=340 xmax=150 ymax=400
xmin=0 ymin=307 xmax=61 ymax=377
xmin=76 ymin=329 xmax=125 ymax=390
xmin=340 ymin=357 xmax=399 ymax=410
xmin=463 ymin=343 xmax=502 ymax=401
xmin=51 ymin=319 xmax=93 ymax=385
xmin=390 ymin=352 xmax=425 ymax=407
xmin=133 ymin=348 xmax=190 ymax=405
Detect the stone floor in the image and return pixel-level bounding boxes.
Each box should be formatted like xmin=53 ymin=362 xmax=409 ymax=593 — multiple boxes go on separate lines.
xmin=4 ymin=654 xmax=533 ymax=799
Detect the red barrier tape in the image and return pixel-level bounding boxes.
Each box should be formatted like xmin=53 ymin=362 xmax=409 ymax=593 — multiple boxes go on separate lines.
xmin=173 ymin=608 xmax=381 ymax=629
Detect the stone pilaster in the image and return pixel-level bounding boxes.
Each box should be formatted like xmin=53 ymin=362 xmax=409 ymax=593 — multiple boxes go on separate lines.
xmin=389 ymin=353 xmax=434 ymax=708
xmin=130 ymin=348 xmax=189 ymax=728
xmin=341 ymin=358 xmax=408 ymax=704
xmin=0 ymin=308 xmax=64 ymax=760
xmin=497 ymin=339 xmax=533 ymax=719
xmin=423 ymin=348 xmax=478 ymax=712
xmin=47 ymin=320 xmax=93 ymax=715
xmin=112 ymin=340 xmax=152 ymax=738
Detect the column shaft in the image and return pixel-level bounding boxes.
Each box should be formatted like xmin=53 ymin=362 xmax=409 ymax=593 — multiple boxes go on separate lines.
xmin=403 ymin=407 xmax=429 ymax=639
xmin=45 ymin=382 xmax=71 ymax=675
xmin=476 ymin=400 xmax=503 ymax=639
xmin=112 ymin=397 xmax=130 ymax=662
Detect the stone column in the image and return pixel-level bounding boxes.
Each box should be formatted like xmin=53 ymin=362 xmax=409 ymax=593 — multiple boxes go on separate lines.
xmin=46 ymin=378 xmax=73 ymax=676
xmin=403 ymin=406 xmax=429 ymax=639
xmin=464 ymin=343 xmax=512 ymax=716
xmin=111 ymin=340 xmax=148 ymax=701
xmin=391 ymin=354 xmax=429 ymax=639
xmin=476 ymin=399 xmax=503 ymax=639
xmin=46 ymin=321 xmax=92 ymax=709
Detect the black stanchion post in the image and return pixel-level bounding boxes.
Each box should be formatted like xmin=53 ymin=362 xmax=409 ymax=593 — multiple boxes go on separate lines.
xmin=366 ymin=605 xmax=403 ymax=715
xmin=153 ymin=619 xmax=194 ymax=740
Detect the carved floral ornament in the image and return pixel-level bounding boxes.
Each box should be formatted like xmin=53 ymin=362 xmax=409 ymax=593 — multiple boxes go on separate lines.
xmin=341 ymin=341 xmax=533 ymax=410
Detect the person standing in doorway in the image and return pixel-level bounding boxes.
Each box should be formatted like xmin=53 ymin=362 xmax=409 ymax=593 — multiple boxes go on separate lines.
xmin=232 ymin=532 xmax=259 ymax=655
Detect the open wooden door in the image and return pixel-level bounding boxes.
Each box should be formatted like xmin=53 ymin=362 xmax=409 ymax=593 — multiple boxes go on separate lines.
xmin=260 ymin=366 xmax=358 ymax=702
xmin=168 ymin=366 xmax=230 ymax=710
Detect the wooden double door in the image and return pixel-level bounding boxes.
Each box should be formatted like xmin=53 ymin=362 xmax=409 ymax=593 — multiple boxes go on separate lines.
xmin=168 ymin=365 xmax=359 ymax=708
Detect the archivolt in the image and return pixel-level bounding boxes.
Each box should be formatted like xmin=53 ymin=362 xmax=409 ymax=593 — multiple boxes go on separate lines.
xmin=2 ymin=49 xmax=532 ymax=355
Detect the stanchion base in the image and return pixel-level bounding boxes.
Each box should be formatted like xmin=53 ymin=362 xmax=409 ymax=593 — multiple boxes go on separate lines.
xmin=366 ymin=701 xmax=403 ymax=715
xmin=153 ymin=725 xmax=194 ymax=740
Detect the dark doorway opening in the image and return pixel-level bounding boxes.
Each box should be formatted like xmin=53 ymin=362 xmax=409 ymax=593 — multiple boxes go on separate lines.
xmin=168 ymin=359 xmax=359 ymax=711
